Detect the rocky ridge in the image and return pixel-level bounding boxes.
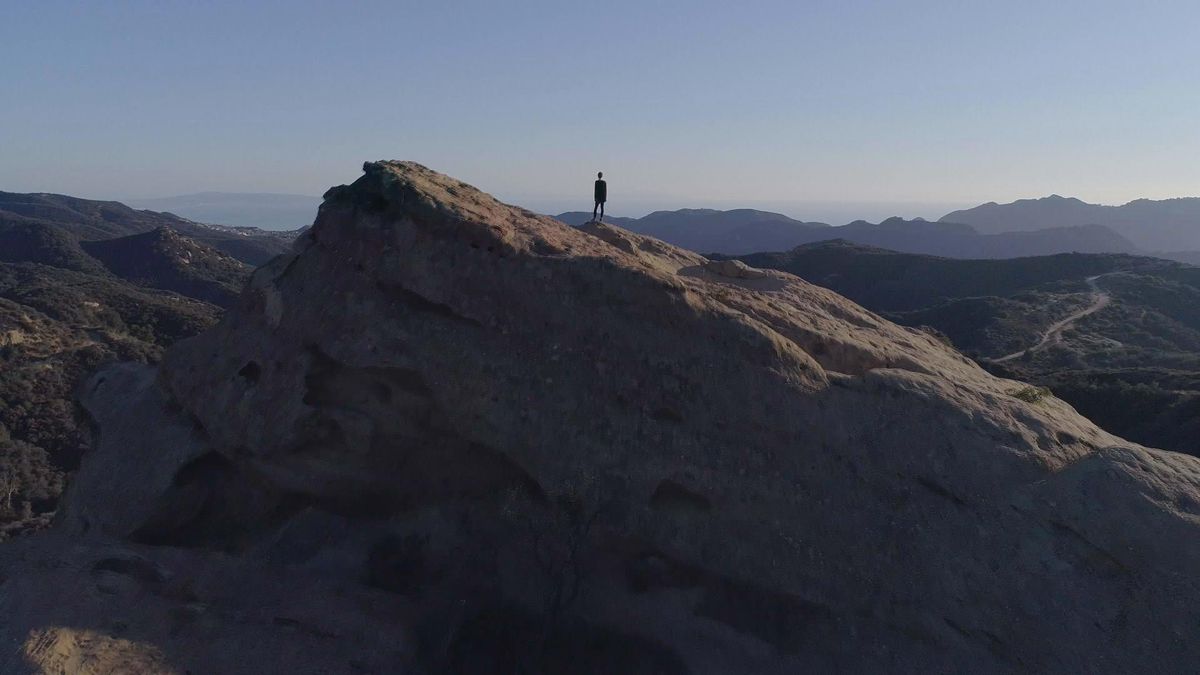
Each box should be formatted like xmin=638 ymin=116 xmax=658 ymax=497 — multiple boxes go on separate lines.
xmin=3 ymin=162 xmax=1199 ymax=673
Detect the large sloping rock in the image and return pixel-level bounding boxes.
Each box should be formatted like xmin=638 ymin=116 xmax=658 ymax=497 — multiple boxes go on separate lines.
xmin=5 ymin=161 xmax=1200 ymax=673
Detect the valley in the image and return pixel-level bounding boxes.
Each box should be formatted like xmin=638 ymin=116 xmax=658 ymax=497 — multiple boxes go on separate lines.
xmin=730 ymin=242 xmax=1200 ymax=456
xmin=990 ymin=274 xmax=1112 ymax=363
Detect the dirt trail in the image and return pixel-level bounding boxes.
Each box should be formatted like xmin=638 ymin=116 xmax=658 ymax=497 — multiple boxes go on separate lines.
xmin=991 ymin=275 xmax=1112 ymax=363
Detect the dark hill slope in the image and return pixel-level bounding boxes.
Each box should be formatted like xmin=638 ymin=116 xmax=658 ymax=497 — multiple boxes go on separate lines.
xmin=0 ymin=191 xmax=186 ymax=240
xmin=0 ymin=218 xmax=107 ymax=274
xmin=81 ymin=228 xmax=250 ymax=307
xmin=732 ymin=240 xmax=1165 ymax=311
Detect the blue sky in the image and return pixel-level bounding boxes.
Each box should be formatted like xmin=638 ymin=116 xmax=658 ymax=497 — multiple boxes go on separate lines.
xmin=2 ymin=0 xmax=1198 ymax=220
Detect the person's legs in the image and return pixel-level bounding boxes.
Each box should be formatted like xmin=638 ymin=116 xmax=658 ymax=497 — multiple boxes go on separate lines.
xmin=593 ymin=201 xmax=599 ymax=220
xmin=599 ymin=201 xmax=604 ymax=220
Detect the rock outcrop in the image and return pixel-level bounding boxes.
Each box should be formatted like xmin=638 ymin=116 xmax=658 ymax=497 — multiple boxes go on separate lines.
xmin=4 ymin=161 xmax=1200 ymax=674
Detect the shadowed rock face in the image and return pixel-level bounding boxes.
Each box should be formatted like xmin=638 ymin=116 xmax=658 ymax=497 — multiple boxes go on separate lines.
xmin=6 ymin=161 xmax=1200 ymax=673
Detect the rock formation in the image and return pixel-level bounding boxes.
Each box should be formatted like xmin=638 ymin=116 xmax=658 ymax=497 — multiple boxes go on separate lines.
xmin=3 ymin=161 xmax=1200 ymax=673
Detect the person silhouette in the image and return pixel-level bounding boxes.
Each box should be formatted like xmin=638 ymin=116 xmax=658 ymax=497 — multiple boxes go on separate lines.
xmin=593 ymin=172 xmax=607 ymax=222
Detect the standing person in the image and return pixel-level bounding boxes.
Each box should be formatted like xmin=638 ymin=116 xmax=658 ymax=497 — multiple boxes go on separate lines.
xmin=593 ymin=172 xmax=607 ymax=222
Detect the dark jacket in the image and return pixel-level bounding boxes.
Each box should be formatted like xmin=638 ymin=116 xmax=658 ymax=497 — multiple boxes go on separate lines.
xmin=594 ymin=179 xmax=607 ymax=203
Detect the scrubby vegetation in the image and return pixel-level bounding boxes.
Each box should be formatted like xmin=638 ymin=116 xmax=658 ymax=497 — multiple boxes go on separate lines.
xmin=1009 ymin=386 xmax=1052 ymax=404
xmin=732 ymin=243 xmax=1164 ymax=312
xmin=0 ymin=193 xmax=274 ymax=536
xmin=0 ymin=262 xmax=222 ymax=535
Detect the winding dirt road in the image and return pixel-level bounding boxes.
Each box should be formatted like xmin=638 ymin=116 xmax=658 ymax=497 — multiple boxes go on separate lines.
xmin=991 ymin=275 xmax=1112 ymax=363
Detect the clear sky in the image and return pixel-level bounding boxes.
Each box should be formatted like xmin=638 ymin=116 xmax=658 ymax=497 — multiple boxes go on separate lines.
xmin=2 ymin=0 xmax=1198 ymax=221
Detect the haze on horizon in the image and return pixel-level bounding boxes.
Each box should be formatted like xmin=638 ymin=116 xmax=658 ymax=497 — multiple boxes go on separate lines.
xmin=3 ymin=0 xmax=1198 ymax=220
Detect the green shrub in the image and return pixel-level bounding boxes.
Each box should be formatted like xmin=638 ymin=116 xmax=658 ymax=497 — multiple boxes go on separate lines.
xmin=1010 ymin=386 xmax=1052 ymax=404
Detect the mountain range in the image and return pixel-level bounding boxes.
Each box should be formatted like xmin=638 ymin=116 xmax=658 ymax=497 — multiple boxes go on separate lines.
xmin=0 ymin=191 xmax=300 ymax=266
xmin=557 ymin=209 xmax=1137 ymax=258
xmin=943 ymin=194 xmax=1200 ymax=252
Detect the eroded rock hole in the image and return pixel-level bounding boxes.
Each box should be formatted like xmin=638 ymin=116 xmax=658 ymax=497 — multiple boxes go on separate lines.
xmin=237 ymin=361 xmax=261 ymax=384
xmin=650 ymin=407 xmax=684 ymax=424
xmin=649 ymin=479 xmax=711 ymax=514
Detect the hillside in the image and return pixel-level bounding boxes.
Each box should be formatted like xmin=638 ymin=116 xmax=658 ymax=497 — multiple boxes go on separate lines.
xmin=942 ymin=194 xmax=1200 ymax=251
xmin=0 ymin=217 xmax=109 ymax=274
xmin=81 ymin=227 xmax=250 ymax=307
xmin=0 ymin=202 xmax=254 ymax=307
xmin=732 ymin=241 xmax=1200 ymax=455
xmin=5 ymin=162 xmax=1200 ymax=673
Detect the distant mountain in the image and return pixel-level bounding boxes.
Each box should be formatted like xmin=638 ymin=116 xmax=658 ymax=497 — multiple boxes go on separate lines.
xmin=0 ymin=191 xmax=297 ymax=266
xmin=0 ymin=191 xmax=192 ymax=240
xmin=125 ymin=192 xmax=320 ymax=230
xmin=559 ymin=208 xmax=1136 ymax=258
xmin=941 ymin=195 xmax=1200 ymax=251
xmin=556 ymin=208 xmax=831 ymax=254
